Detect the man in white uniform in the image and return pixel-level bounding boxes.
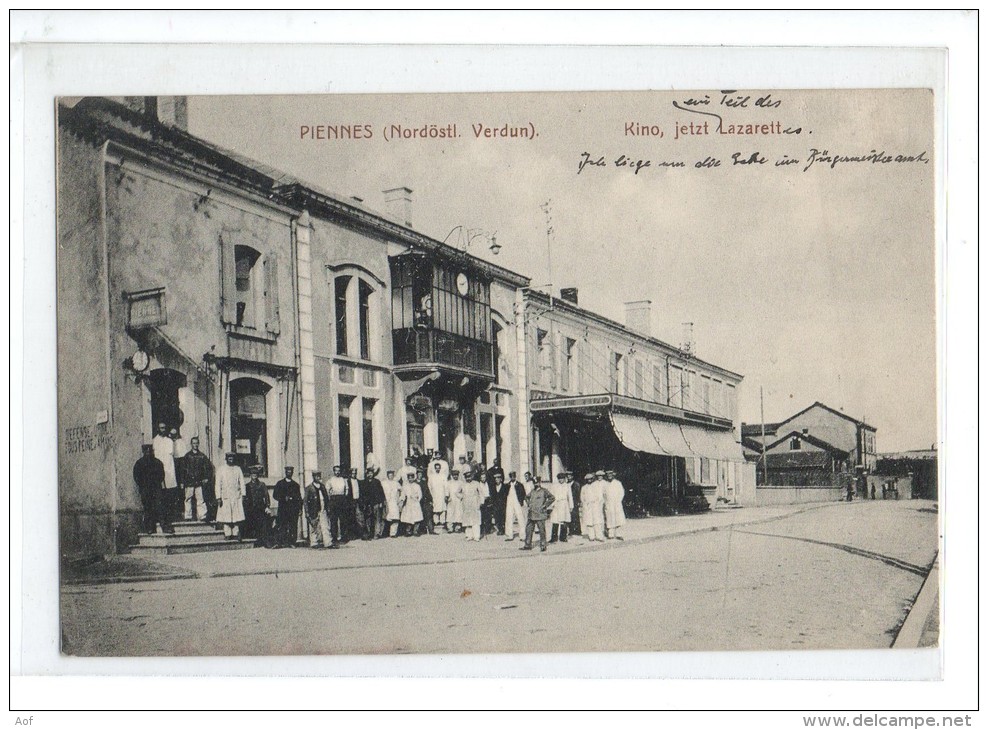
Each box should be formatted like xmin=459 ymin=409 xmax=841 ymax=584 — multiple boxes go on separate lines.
xmin=398 ymin=457 xmax=418 ymax=489
xmin=549 ymin=472 xmax=574 ymax=543
xmin=151 ymin=423 xmax=179 ymax=522
xmin=603 ymin=469 xmax=627 ymax=540
xmin=381 ymin=469 xmax=403 ymax=538
xmin=427 ymin=460 xmax=450 ymax=531
xmin=503 ymin=472 xmax=528 ymax=541
xmin=214 ymin=452 xmax=246 ymax=540
xmin=581 ymin=472 xmax=605 ymax=542
xmin=445 ymin=468 xmax=464 ymax=532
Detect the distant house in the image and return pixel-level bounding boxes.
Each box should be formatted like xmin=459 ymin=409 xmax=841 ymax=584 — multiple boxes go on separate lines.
xmin=876 ymin=449 xmax=938 ymax=500
xmin=742 ymin=401 xmax=877 ymax=486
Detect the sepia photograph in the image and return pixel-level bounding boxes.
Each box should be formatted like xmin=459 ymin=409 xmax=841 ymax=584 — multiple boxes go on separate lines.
xmin=55 ymin=87 xmax=940 ymax=658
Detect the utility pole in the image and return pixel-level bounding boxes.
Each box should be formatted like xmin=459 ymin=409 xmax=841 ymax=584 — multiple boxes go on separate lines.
xmin=760 ymin=386 xmax=767 ymax=485
xmin=540 ymin=200 xmax=554 ymax=300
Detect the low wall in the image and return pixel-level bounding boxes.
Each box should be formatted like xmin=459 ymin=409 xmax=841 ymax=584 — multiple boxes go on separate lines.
xmin=755 ymin=485 xmax=843 ymax=507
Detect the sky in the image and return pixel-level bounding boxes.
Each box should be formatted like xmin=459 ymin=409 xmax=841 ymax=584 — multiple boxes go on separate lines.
xmin=190 ymin=89 xmax=936 ymax=452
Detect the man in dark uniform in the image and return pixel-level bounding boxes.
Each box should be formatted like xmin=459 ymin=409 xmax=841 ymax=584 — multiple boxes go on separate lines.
xmin=487 ymin=458 xmax=505 ymax=484
xmin=359 ymin=467 xmax=387 ymax=540
xmin=244 ymin=466 xmax=274 ymax=548
xmin=133 ymin=444 xmax=173 ymax=534
xmin=486 ymin=472 xmax=505 ymax=536
xmin=418 ymin=468 xmax=436 ymax=535
xmin=273 ymin=466 xmax=303 ymax=548
xmin=569 ymin=475 xmax=583 ymax=535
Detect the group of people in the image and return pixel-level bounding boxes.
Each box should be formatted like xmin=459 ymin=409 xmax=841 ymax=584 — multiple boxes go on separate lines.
xmin=133 ymin=433 xmax=629 ymax=552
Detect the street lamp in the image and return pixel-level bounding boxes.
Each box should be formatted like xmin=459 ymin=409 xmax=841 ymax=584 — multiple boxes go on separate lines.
xmin=442 ymin=225 xmax=501 ymax=255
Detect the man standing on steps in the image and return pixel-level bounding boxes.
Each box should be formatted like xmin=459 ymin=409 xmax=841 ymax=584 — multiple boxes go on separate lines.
xmin=133 ymin=444 xmax=172 ymax=534
xmin=152 ymin=423 xmax=178 ymax=522
xmin=273 ymin=466 xmax=302 ymax=548
xmin=521 ymin=476 xmax=555 ymax=552
xmin=214 ymin=453 xmax=246 ymax=541
xmin=181 ymin=436 xmax=213 ymax=523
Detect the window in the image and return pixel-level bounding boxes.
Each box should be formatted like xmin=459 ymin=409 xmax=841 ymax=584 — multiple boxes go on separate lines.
xmin=362 ymin=398 xmax=376 ymax=462
xmin=495 ymin=415 xmax=505 ymax=465
xmin=536 ymin=329 xmax=550 ymax=386
xmin=561 ymin=337 xmax=576 ymax=391
xmin=406 ymin=405 xmax=425 ymax=457
xmin=230 ymin=377 xmax=271 ymax=475
xmin=701 ymin=375 xmax=712 ymax=415
xmin=492 ymin=320 xmax=503 ymax=384
xmin=462 ymin=402 xmax=477 ymax=441
xmin=634 ymin=360 xmax=645 ymax=399
xmin=234 ymin=246 xmax=261 ymax=327
xmin=611 ymin=352 xmax=623 ymax=393
xmin=358 ymin=280 xmax=373 ymax=360
xmin=700 ymin=458 xmax=710 ymax=483
xmin=335 ymin=275 xmax=351 ymax=355
xmin=479 ymin=412 xmax=493 ymax=466
xmin=653 ymin=363 xmax=666 ymax=405
xmin=790 ymin=437 xmax=801 ymax=450
xmin=338 ymin=395 xmax=353 ymax=471
xmin=670 ymin=365 xmax=684 ymax=408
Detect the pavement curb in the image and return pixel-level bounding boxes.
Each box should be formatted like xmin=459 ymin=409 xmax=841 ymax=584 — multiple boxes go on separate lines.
xmin=891 ymin=553 xmax=939 ymax=648
xmin=63 ymin=502 xmax=837 ymax=587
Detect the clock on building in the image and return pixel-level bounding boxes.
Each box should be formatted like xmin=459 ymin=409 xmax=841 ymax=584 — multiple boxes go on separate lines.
xmin=130 ymin=349 xmax=150 ymax=373
xmin=456 ymin=272 xmax=469 ymax=296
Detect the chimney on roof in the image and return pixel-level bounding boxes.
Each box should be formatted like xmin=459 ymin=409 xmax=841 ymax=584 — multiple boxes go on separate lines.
xmin=624 ymin=300 xmax=653 ymax=336
xmin=560 ymin=287 xmax=579 ymax=306
xmin=383 ymin=186 xmax=413 ymax=228
xmin=124 ymin=96 xmax=189 ymax=130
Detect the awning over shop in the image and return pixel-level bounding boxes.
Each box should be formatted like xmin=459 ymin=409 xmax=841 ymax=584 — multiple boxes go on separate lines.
xmin=610 ymin=412 xmax=744 ymax=462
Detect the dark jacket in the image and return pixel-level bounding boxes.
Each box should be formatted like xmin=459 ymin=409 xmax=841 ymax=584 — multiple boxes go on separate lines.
xmin=359 ymin=477 xmax=386 ymax=507
xmin=500 ymin=480 xmax=526 ymax=506
xmin=525 ymin=485 xmax=555 ymax=521
xmin=304 ymin=482 xmax=330 ymax=519
xmin=273 ymin=478 xmax=302 ymax=505
xmin=182 ymin=450 xmax=214 ymax=488
xmin=246 ymin=479 xmax=271 ymax=513
xmin=133 ymin=454 xmax=165 ymax=491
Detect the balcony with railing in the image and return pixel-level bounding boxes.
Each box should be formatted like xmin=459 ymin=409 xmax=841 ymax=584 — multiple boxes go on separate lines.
xmin=390 ymin=253 xmax=495 ymax=380
xmin=392 ymin=328 xmax=493 ymax=377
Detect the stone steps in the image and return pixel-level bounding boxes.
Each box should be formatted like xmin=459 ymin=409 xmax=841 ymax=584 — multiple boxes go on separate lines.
xmin=131 ymin=520 xmax=255 ymax=555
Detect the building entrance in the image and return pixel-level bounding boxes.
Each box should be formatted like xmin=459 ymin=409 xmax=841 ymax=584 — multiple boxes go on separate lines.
xmin=230 ymin=377 xmax=270 ymax=475
xmin=147 ymin=368 xmax=186 ymax=432
xmin=437 ymin=408 xmax=459 ymax=465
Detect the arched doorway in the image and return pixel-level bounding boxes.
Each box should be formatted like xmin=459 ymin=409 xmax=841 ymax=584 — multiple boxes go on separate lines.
xmin=230 ymin=377 xmax=271 ymax=475
xmin=147 ymin=368 xmax=187 ymax=433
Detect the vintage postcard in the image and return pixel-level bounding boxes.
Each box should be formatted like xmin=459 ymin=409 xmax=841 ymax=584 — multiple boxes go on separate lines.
xmin=55 ymin=87 xmax=940 ymax=660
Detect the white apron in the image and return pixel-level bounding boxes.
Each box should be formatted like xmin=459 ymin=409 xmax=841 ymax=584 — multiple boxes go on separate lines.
xmin=214 ymin=464 xmax=246 ymax=524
